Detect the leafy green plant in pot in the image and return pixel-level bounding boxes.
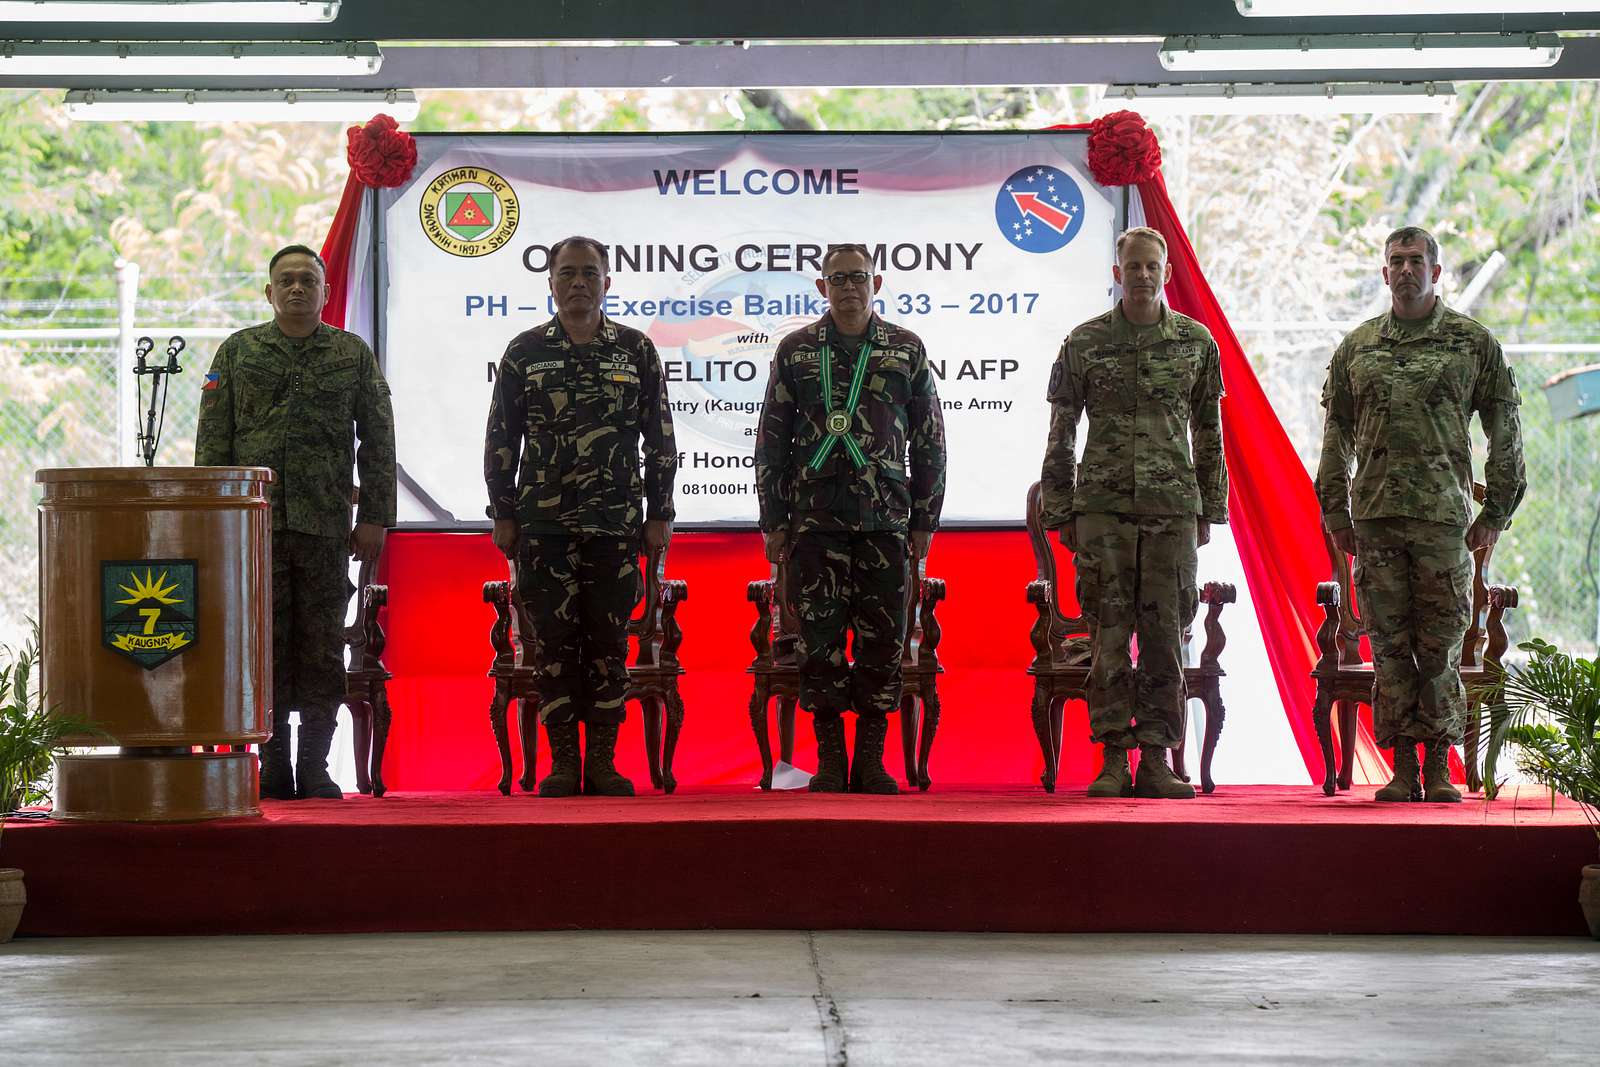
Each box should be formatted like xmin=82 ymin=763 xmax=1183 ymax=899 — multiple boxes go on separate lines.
xmin=1480 ymin=638 xmax=1600 ymax=938
xmin=1 ymin=623 xmax=101 ymax=943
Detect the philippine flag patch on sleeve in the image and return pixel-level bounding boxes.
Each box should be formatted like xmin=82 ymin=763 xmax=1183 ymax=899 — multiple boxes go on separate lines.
xmin=203 ymin=372 xmax=220 ymax=391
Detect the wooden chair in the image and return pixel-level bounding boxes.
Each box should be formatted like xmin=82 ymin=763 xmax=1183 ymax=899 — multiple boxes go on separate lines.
xmin=1023 ymin=481 xmax=1237 ymax=795
xmin=344 ymin=556 xmax=394 ymax=797
xmin=1310 ymin=484 xmax=1517 ymax=796
xmin=483 ymin=541 xmax=687 ymax=795
xmin=746 ymin=543 xmax=946 ymax=791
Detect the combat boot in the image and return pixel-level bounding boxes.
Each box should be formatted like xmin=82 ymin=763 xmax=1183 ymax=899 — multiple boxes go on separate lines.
xmin=582 ymin=721 xmax=636 ymax=797
xmin=294 ymin=711 xmax=344 ymax=800
xmin=539 ymin=719 xmax=582 ymax=797
xmin=849 ymin=716 xmax=899 ymax=795
xmin=1422 ymin=742 xmax=1462 ymax=803
xmin=257 ymin=713 xmax=296 ymax=800
xmin=1086 ymin=746 xmax=1133 ymax=798
xmin=1133 ymin=744 xmax=1196 ymax=799
xmin=1375 ymin=741 xmax=1421 ymax=802
xmin=809 ymin=716 xmax=849 ymax=793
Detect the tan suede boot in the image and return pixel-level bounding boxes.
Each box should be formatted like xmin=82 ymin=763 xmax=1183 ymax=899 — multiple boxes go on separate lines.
xmin=1133 ymin=744 xmax=1196 ymax=799
xmin=1375 ymin=741 xmax=1421 ymax=802
xmin=1087 ymin=746 xmax=1133 ymax=798
xmin=582 ymin=721 xmax=635 ymax=797
xmin=539 ymin=719 xmax=581 ymax=798
xmin=1422 ymin=742 xmax=1462 ymax=803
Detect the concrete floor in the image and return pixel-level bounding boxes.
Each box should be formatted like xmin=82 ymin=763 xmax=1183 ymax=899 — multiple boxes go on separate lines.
xmin=2 ymin=931 xmax=1597 ymax=1065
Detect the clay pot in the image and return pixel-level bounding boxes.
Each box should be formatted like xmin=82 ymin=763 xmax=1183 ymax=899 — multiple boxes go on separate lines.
xmin=1582 ymin=865 xmax=1600 ymax=940
xmin=0 ymin=868 xmax=24 ymax=944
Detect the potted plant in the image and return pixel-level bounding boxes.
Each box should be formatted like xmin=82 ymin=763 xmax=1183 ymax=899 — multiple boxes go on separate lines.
xmin=0 ymin=623 xmax=99 ymax=943
xmin=1481 ymin=638 xmax=1600 ymax=938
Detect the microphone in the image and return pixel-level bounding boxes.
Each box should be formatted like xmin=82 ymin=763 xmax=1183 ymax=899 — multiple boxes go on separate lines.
xmin=134 ymin=336 xmax=154 ymax=374
xmin=164 ymin=336 xmax=186 ymax=374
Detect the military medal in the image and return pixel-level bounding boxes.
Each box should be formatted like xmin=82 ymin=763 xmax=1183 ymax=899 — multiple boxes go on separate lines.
xmin=808 ymin=339 xmax=874 ymax=471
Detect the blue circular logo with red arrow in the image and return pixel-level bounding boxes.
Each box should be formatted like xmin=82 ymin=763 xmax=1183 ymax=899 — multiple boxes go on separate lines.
xmin=995 ymin=165 xmax=1085 ymax=253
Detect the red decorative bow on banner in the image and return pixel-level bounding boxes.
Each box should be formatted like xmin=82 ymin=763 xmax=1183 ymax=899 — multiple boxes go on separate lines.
xmin=345 ymin=113 xmax=418 ymax=189
xmin=1085 ymin=109 xmax=1163 ymax=187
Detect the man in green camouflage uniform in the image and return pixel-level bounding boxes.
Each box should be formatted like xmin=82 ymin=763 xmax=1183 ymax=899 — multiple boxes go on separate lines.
xmin=1041 ymin=226 xmax=1227 ymax=800
xmin=1317 ymin=225 xmax=1525 ymax=803
xmin=484 ymin=235 xmax=677 ymax=798
xmin=755 ymin=244 xmax=946 ymax=794
xmin=196 ymin=244 xmax=396 ymax=801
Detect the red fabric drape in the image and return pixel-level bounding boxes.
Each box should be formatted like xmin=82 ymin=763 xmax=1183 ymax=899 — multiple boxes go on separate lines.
xmin=319 ymin=173 xmax=366 ymax=330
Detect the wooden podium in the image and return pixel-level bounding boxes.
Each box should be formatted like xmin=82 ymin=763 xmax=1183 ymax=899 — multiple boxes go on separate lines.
xmin=36 ymin=466 xmax=273 ymax=821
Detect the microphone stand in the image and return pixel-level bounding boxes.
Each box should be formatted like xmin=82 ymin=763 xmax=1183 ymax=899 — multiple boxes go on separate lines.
xmin=133 ymin=335 xmax=184 ymax=467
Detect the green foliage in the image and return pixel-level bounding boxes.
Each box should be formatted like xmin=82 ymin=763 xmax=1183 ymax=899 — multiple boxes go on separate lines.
xmin=0 ymin=623 xmax=102 ymax=844
xmin=1481 ymin=639 xmax=1600 ymax=847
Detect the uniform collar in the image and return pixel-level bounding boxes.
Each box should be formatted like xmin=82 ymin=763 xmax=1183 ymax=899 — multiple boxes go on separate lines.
xmin=815 ymin=312 xmax=889 ymax=348
xmin=546 ymin=314 xmax=618 ymax=346
xmin=1380 ymin=297 xmax=1448 ymax=341
xmin=268 ymin=319 xmax=333 ymax=352
xmin=1112 ymin=301 xmax=1178 ymax=347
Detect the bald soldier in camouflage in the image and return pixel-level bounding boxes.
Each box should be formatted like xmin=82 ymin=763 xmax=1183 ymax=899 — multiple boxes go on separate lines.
xmin=1317 ymin=225 xmax=1525 ymax=804
xmin=1041 ymin=226 xmax=1227 ymax=800
xmin=484 ymin=235 xmax=677 ymax=798
xmin=196 ymin=243 xmax=396 ymax=801
xmin=755 ymin=243 xmax=946 ymax=794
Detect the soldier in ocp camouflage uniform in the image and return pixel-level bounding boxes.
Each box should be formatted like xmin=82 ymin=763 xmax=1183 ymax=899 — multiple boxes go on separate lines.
xmin=196 ymin=244 xmax=396 ymax=801
xmin=1041 ymin=226 xmax=1227 ymax=800
xmin=755 ymin=243 xmax=946 ymax=794
xmin=1317 ymin=225 xmax=1525 ymax=803
xmin=484 ymin=235 xmax=677 ymax=798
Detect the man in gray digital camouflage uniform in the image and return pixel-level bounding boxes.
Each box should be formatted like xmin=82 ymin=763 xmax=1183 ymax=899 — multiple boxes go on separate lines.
xmin=196 ymin=244 xmax=396 ymax=801
xmin=1317 ymin=225 xmax=1525 ymax=803
xmin=484 ymin=235 xmax=677 ymax=798
xmin=1041 ymin=226 xmax=1228 ymax=800
xmin=755 ymin=244 xmax=947 ymax=794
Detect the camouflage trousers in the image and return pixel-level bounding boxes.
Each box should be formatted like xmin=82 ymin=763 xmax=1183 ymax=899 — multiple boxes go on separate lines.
xmin=1353 ymin=517 xmax=1472 ymax=747
xmin=1075 ymin=512 xmax=1199 ymax=750
xmin=517 ymin=533 xmax=640 ymax=726
xmin=789 ymin=531 xmax=908 ymax=720
xmin=271 ymin=530 xmax=353 ymax=730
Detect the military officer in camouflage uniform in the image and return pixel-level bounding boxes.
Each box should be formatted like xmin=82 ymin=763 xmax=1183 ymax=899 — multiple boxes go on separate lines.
xmin=196 ymin=244 xmax=396 ymax=801
xmin=1317 ymin=225 xmax=1525 ymax=803
xmin=1041 ymin=226 xmax=1227 ymax=800
xmin=755 ymin=243 xmax=946 ymax=794
xmin=484 ymin=235 xmax=677 ymax=798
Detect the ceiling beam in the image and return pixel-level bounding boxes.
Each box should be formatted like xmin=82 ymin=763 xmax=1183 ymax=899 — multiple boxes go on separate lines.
xmin=3 ymin=0 xmax=1599 ymax=42
xmin=4 ymin=39 xmax=1599 ymax=91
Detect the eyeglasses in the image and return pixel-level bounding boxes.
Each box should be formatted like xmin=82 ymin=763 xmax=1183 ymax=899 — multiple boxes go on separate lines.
xmin=823 ymin=270 xmax=872 ymax=286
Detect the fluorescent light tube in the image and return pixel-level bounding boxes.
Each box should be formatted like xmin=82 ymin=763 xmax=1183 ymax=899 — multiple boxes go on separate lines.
xmin=0 ymin=40 xmax=381 ymax=76
xmin=1160 ymin=33 xmax=1563 ymax=72
xmin=0 ymin=1 xmax=340 ymax=21
xmin=1239 ymin=2 xmax=1600 ymax=15
xmin=65 ymin=88 xmax=419 ymax=122
xmin=1104 ymin=81 xmax=1457 ymax=115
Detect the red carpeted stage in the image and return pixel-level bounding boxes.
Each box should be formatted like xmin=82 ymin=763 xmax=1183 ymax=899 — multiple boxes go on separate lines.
xmin=8 ymin=785 xmax=1593 ymax=938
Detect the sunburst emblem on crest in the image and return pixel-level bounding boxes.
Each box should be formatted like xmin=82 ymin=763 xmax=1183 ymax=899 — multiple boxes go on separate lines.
xmin=102 ymin=558 xmax=199 ymax=669
xmin=116 ymin=568 xmax=184 ymax=607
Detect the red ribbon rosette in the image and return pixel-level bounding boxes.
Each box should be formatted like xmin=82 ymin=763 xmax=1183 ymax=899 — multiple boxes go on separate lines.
xmin=1086 ymin=110 xmax=1163 ymax=187
xmin=345 ymin=113 xmax=418 ymax=189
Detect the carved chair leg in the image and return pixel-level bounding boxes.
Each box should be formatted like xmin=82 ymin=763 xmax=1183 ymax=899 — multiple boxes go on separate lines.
xmin=489 ymin=684 xmax=514 ymax=797
xmin=661 ymin=688 xmax=685 ymax=795
xmin=900 ymin=693 xmax=921 ymax=789
xmin=1172 ymin=695 xmax=1191 ymax=784
xmin=778 ymin=695 xmax=798 ymax=766
xmin=643 ymin=695 xmax=665 ymax=791
xmin=517 ymin=693 xmax=539 ymax=794
xmin=1050 ymin=695 xmax=1067 ymax=784
xmin=749 ymin=681 xmax=775 ymax=791
xmin=350 ymin=698 xmax=373 ymax=796
xmin=916 ymin=685 xmax=939 ymax=792
xmin=1463 ymin=699 xmax=1483 ymax=795
xmin=369 ymin=683 xmax=392 ymax=798
xmin=1030 ymin=682 xmax=1055 ymax=793
xmin=1312 ymin=684 xmax=1337 ymax=796
xmin=1336 ymin=699 xmax=1358 ymax=792
xmin=1199 ymin=679 xmax=1225 ymax=796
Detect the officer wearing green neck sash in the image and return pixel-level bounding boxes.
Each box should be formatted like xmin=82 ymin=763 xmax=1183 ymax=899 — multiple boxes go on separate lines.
xmin=755 ymin=243 xmax=947 ymax=793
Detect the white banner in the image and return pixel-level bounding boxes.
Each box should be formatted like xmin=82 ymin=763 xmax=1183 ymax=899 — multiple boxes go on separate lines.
xmin=371 ymin=132 xmax=1122 ymax=526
